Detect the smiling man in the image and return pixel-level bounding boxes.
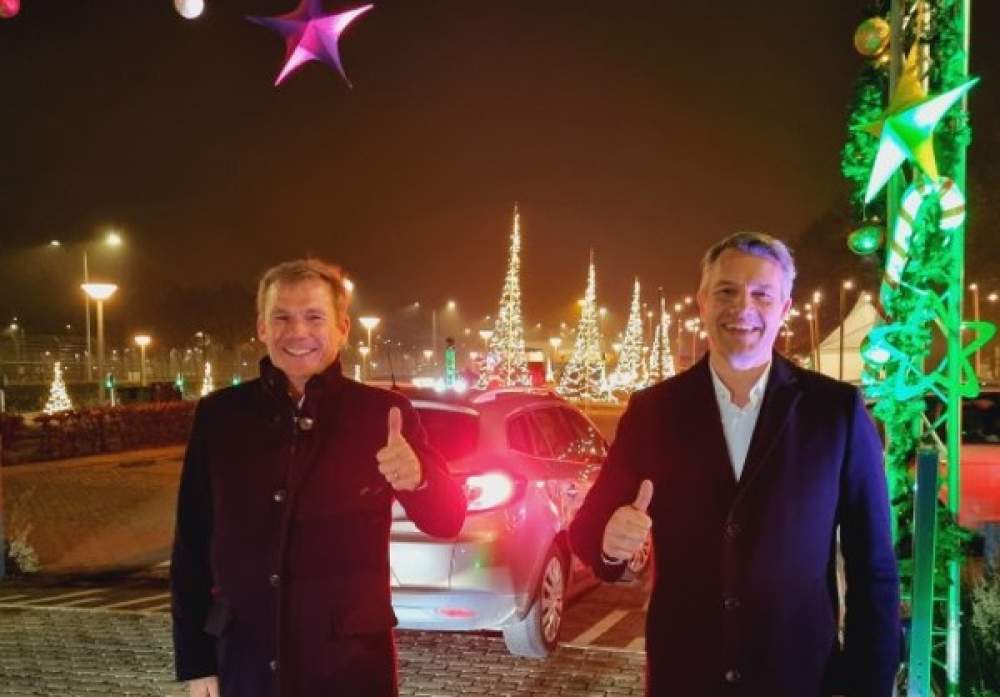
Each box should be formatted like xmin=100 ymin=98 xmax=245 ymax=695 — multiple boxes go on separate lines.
xmin=170 ymin=259 xmax=466 ymax=697
xmin=570 ymin=232 xmax=900 ymax=696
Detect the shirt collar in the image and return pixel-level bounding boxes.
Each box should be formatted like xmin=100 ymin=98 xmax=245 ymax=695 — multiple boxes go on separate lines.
xmin=709 ymin=360 xmax=771 ymax=409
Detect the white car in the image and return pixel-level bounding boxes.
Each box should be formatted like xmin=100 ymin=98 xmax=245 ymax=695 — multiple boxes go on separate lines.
xmin=389 ymin=386 xmax=649 ymax=657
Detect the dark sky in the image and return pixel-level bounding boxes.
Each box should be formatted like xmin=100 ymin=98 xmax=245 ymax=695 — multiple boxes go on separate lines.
xmin=2 ymin=1 xmax=998 ymax=345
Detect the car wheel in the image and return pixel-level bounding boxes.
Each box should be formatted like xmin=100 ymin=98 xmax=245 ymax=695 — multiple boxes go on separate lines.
xmin=628 ymin=533 xmax=652 ymax=576
xmin=501 ymin=546 xmax=566 ymax=658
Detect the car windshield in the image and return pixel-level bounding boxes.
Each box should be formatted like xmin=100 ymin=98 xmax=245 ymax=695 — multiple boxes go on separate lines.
xmin=415 ymin=407 xmax=480 ymax=462
xmin=963 ymin=393 xmax=1000 ymax=444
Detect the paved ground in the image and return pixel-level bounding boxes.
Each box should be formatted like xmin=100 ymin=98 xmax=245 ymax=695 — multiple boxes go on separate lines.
xmin=2 ymin=446 xmax=184 ymax=574
xmin=0 ymin=604 xmax=646 ymax=697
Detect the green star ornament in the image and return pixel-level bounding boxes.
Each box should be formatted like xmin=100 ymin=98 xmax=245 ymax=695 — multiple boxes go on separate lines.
xmin=860 ymin=45 xmax=978 ymax=204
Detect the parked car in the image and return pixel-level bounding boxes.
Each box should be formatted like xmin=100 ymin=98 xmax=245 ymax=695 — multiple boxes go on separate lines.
xmin=954 ymin=390 xmax=1000 ymax=529
xmin=388 ymin=385 xmax=648 ymax=657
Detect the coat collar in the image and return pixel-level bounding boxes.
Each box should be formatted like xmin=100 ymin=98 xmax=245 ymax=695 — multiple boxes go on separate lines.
xmin=259 ymin=355 xmax=346 ymax=406
xmin=736 ymin=353 xmax=802 ymax=498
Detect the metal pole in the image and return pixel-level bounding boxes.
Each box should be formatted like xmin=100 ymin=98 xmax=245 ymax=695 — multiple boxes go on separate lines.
xmin=972 ymin=285 xmax=981 ymax=376
xmin=96 ymin=300 xmax=105 ymax=404
xmin=944 ymin=0 xmax=971 ymax=690
xmin=431 ymin=309 xmax=437 ymax=355
xmin=84 ymin=251 xmax=92 ymax=384
xmin=139 ymin=345 xmax=147 ymax=387
xmin=839 ymin=285 xmax=846 ymax=381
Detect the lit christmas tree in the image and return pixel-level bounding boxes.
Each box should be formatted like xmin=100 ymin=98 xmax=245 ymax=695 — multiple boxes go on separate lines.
xmin=200 ymin=361 xmax=215 ymax=397
xmin=43 ymin=361 xmax=74 ymax=414
xmin=477 ymin=204 xmax=531 ymax=388
xmin=647 ymin=288 xmax=676 ymax=383
xmin=608 ymin=277 xmax=646 ymax=395
xmin=557 ymin=251 xmax=614 ymax=402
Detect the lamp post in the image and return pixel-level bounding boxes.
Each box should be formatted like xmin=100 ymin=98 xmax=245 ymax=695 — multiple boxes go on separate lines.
xmin=989 ymin=292 xmax=999 ymax=379
xmin=684 ymin=318 xmax=701 ymax=367
xmin=478 ymin=329 xmax=494 ymax=354
xmin=839 ymin=280 xmax=854 ymax=380
xmin=358 ymin=316 xmax=380 ymax=367
xmin=969 ymin=283 xmax=981 ymax=377
xmin=811 ymin=291 xmax=823 ymax=372
xmin=134 ymin=335 xmax=151 ymax=386
xmin=76 ymin=231 xmax=123 ymax=382
xmin=358 ymin=344 xmax=370 ymax=380
xmin=82 ymin=283 xmax=117 ymax=403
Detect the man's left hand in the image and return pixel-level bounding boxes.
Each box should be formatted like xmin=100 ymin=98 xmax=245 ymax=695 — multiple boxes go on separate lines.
xmin=377 ymin=406 xmax=423 ymax=491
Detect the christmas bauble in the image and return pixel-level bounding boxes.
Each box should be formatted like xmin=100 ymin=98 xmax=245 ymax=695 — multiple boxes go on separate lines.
xmin=174 ymin=0 xmax=204 ymax=20
xmin=854 ymin=17 xmax=890 ymax=58
xmin=847 ymin=222 xmax=885 ymax=256
xmin=0 ymin=0 xmax=20 ymax=19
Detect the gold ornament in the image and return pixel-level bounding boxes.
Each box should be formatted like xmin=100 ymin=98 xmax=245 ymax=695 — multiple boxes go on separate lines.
xmin=854 ymin=17 xmax=890 ymax=58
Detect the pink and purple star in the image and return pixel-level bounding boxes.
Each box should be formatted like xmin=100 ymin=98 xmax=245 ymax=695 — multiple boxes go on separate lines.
xmin=248 ymin=0 xmax=373 ymax=87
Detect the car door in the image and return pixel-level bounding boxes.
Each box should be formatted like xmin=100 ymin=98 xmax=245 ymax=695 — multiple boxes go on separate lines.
xmin=529 ymin=406 xmax=594 ymax=528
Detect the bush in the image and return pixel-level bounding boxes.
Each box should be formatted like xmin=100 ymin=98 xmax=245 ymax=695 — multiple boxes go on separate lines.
xmin=970 ymin=571 xmax=1000 ymax=693
xmin=2 ymin=401 xmax=197 ymax=465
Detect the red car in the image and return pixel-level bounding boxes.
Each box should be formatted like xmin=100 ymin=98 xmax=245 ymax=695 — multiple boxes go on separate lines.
xmin=953 ymin=390 xmax=1000 ymax=529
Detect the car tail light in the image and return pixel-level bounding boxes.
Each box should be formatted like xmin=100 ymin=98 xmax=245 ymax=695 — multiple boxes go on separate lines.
xmin=463 ymin=471 xmax=520 ymax=512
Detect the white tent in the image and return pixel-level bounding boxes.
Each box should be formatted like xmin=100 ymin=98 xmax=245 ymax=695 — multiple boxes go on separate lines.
xmin=816 ymin=293 xmax=879 ymax=384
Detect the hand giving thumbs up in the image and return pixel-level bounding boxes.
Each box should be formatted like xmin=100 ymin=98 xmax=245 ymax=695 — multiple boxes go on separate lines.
xmin=377 ymin=406 xmax=423 ymax=491
xmin=601 ymin=480 xmax=653 ymax=562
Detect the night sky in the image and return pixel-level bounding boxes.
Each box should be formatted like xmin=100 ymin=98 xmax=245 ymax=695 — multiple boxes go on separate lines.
xmin=2 ymin=1 xmax=998 ymax=347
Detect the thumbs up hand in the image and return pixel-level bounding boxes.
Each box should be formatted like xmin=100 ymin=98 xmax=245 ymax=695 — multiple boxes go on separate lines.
xmin=377 ymin=406 xmax=423 ymax=491
xmin=601 ymin=480 xmax=653 ymax=562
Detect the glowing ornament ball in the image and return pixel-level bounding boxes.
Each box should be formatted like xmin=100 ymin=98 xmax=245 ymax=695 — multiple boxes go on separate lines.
xmin=848 ymin=222 xmax=885 ymax=256
xmin=175 ymin=0 xmax=205 ymax=20
xmin=854 ymin=17 xmax=890 ymax=57
xmin=0 ymin=0 xmax=20 ymax=19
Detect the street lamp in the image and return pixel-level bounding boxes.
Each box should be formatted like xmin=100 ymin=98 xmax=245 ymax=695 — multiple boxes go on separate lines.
xmin=75 ymin=231 xmax=124 ymax=382
xmin=82 ymin=282 xmax=117 ymax=403
xmin=969 ymin=283 xmax=981 ymax=377
xmin=684 ymin=318 xmax=702 ymax=367
xmin=134 ymin=334 xmax=151 ymax=386
xmin=358 ymin=316 xmax=380 ymax=362
xmin=431 ymin=301 xmax=458 ymax=353
xmin=358 ymin=344 xmax=371 ymax=380
xmin=839 ymin=280 xmax=854 ymax=380
xmin=478 ymin=329 xmax=494 ymax=353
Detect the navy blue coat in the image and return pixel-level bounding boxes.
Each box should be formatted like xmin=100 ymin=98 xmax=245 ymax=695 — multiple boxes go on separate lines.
xmin=570 ymin=354 xmax=900 ymax=697
xmin=170 ymin=358 xmax=466 ymax=697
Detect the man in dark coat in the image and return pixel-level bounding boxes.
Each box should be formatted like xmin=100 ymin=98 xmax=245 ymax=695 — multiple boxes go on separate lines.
xmin=570 ymin=233 xmax=900 ymax=696
xmin=171 ymin=259 xmax=467 ymax=697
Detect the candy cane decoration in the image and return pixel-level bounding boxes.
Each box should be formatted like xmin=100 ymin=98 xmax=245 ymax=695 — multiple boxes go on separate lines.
xmin=880 ymin=177 xmax=966 ymax=308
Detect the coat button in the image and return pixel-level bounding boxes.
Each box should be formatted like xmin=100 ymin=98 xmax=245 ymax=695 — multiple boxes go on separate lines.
xmin=723 ymin=596 xmax=741 ymax=611
xmin=269 ymin=574 xmax=280 ymax=587
xmin=298 ymin=416 xmax=314 ymax=431
xmin=273 ymin=490 xmax=286 ymax=503
xmin=725 ymin=522 xmax=742 ymax=538
xmin=725 ymin=669 xmax=741 ymax=683
xmin=269 ymin=659 xmax=278 ymax=672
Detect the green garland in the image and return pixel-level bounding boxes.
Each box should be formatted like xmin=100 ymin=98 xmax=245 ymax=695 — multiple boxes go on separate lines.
xmin=841 ymin=66 xmax=888 ymax=220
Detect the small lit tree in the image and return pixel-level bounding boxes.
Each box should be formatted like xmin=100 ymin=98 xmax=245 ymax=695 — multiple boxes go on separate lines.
xmin=43 ymin=361 xmax=74 ymax=414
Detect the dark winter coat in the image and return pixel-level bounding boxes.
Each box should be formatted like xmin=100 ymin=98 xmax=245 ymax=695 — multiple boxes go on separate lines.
xmin=171 ymin=357 xmax=466 ymax=697
xmin=569 ymin=354 xmax=900 ymax=697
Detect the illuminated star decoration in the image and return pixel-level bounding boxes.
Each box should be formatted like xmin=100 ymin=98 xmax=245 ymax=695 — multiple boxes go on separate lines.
xmin=859 ymin=44 xmax=978 ymax=204
xmin=248 ymin=1 xmax=373 ymax=87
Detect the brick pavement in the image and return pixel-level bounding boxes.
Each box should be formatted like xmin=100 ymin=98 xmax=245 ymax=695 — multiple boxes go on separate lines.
xmin=0 ymin=607 xmax=645 ymax=697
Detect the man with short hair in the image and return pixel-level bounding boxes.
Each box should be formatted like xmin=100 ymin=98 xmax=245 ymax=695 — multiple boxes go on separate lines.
xmin=570 ymin=232 xmax=900 ymax=696
xmin=171 ymin=259 xmax=466 ymax=697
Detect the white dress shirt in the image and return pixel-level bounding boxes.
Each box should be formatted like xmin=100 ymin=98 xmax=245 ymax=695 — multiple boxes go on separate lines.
xmin=709 ymin=362 xmax=771 ymax=482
